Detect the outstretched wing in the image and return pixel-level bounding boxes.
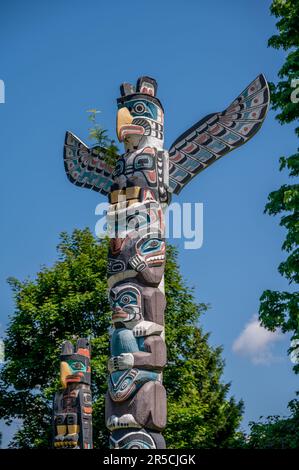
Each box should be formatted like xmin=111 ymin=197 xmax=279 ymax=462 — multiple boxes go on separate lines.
xmin=168 ymin=74 xmax=270 ymax=194
xmin=64 ymin=131 xmax=115 ymax=195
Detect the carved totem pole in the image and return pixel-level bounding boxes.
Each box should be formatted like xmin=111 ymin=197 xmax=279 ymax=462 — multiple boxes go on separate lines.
xmin=60 ymin=74 xmax=269 ymax=449
xmin=53 ymin=338 xmax=93 ymax=448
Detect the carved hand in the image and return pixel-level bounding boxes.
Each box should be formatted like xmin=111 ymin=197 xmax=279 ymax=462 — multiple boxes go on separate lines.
xmin=129 ymin=254 xmax=147 ymax=272
xmin=132 ymin=320 xmax=164 ymax=337
xmin=108 ymin=352 xmax=134 ymax=372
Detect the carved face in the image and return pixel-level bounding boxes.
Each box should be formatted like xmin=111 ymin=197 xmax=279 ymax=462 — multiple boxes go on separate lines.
xmin=116 ymin=76 xmax=164 ymax=147
xmin=60 ymin=340 xmax=91 ymax=387
xmin=135 ymin=236 xmax=165 ymax=267
xmin=108 ymin=233 xmax=165 ymax=272
xmin=109 ymin=284 xmax=142 ymax=325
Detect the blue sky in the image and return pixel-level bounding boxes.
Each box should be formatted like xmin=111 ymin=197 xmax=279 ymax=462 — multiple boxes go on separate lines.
xmin=0 ymin=0 xmax=298 ymax=446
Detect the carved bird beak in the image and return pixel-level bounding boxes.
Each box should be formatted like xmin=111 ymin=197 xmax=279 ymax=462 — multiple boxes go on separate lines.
xmin=60 ymin=361 xmax=72 ymax=388
xmin=116 ymin=107 xmax=133 ymax=141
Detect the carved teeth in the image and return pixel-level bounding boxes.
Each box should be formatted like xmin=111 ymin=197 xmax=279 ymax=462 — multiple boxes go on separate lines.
xmin=147 ymin=255 xmax=164 ymax=261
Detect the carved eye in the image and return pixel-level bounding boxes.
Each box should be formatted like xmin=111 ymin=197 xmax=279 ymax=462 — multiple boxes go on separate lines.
xmin=142 ymin=239 xmax=160 ymax=253
xmin=73 ymin=362 xmax=84 ymax=370
xmin=121 ymin=295 xmax=130 ymax=304
xmin=134 ymin=102 xmax=145 ymax=114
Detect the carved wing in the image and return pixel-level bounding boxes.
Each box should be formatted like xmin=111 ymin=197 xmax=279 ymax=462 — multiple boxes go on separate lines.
xmin=64 ymin=131 xmax=115 ymax=195
xmin=168 ymin=74 xmax=270 ymax=194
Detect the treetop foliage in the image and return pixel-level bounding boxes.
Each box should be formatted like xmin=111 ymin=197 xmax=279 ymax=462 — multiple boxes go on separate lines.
xmin=259 ymin=0 xmax=299 ymax=373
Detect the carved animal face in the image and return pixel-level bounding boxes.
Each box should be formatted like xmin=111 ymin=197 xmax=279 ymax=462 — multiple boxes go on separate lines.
xmin=60 ymin=339 xmax=91 ymax=387
xmin=109 ymin=282 xmax=165 ymax=327
xmin=116 ymin=76 xmax=164 ymax=148
xmin=135 ymin=236 xmax=165 ymax=266
xmin=108 ymin=233 xmax=165 ymax=274
xmin=109 ymin=284 xmax=142 ymax=325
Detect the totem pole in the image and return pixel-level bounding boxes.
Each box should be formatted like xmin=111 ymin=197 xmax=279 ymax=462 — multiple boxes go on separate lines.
xmin=53 ymin=338 xmax=93 ymax=448
xmin=62 ymin=74 xmax=269 ymax=448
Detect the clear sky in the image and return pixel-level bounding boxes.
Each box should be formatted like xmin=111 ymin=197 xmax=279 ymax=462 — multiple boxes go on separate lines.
xmin=0 ymin=0 xmax=298 ymax=446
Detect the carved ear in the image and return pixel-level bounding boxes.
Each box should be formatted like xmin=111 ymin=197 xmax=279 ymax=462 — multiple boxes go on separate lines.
xmin=109 ymin=287 xmax=117 ymax=301
xmin=76 ymin=338 xmax=91 ymax=357
xmin=136 ymin=76 xmax=157 ymax=96
xmin=120 ymin=83 xmax=135 ymax=96
xmin=76 ymin=338 xmax=90 ymax=350
xmin=61 ymin=340 xmax=74 ymax=355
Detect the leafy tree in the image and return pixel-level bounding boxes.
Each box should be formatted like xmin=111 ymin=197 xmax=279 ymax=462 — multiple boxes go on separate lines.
xmin=239 ymin=397 xmax=299 ymax=449
xmin=233 ymin=1 xmax=299 ymax=449
xmin=87 ymin=109 xmax=119 ymax=167
xmin=259 ymin=0 xmax=299 ymax=372
xmin=0 ymin=229 xmax=243 ymax=448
